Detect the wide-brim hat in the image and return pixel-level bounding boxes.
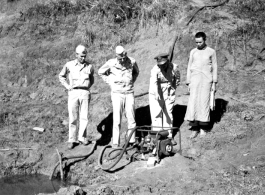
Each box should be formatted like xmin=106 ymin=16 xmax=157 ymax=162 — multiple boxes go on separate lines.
xmin=154 ymin=53 xmax=169 ymax=65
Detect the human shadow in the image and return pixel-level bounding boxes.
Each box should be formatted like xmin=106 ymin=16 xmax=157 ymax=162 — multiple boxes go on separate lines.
xmin=201 ymin=98 xmax=228 ymax=131
xmin=96 ymin=104 xmax=189 ymax=145
xmin=209 ymin=98 xmax=229 ymax=129
xmin=97 ymin=112 xmax=113 ymax=146
xmin=96 ymin=98 xmax=228 ymax=145
xmin=172 ymin=104 xmax=187 ymax=137
xmin=96 ymin=105 xmax=152 ymax=146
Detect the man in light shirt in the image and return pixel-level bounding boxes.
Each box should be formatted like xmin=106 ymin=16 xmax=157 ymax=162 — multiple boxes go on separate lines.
xmin=98 ymin=46 xmax=139 ymax=148
xmin=59 ymin=45 xmax=94 ymax=149
xmin=184 ymin=32 xmax=217 ymax=139
xmin=149 ymin=53 xmax=180 ymax=145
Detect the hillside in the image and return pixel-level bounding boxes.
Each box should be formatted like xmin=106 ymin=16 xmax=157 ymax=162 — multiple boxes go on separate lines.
xmin=0 ymin=0 xmax=265 ymax=194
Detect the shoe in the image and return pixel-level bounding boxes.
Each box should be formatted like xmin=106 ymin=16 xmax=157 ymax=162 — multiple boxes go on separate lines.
xmin=200 ymin=129 xmax=207 ymax=137
xmin=189 ymin=131 xmax=199 ymax=139
xmin=68 ymin=142 xmax=75 ymax=150
xmin=79 ymin=140 xmax=90 ymax=146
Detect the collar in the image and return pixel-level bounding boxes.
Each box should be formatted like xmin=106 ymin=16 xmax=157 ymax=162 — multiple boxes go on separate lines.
xmin=114 ymin=58 xmax=129 ymax=69
xmin=197 ymin=45 xmax=207 ymax=50
xmin=75 ymin=59 xmax=89 ymax=67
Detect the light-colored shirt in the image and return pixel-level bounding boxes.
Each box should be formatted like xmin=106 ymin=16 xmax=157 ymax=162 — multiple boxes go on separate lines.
xmin=98 ymin=57 xmax=139 ymax=94
xmin=186 ymin=46 xmax=217 ymax=84
xmin=59 ymin=59 xmax=94 ymax=91
xmin=149 ymin=62 xmax=180 ymax=100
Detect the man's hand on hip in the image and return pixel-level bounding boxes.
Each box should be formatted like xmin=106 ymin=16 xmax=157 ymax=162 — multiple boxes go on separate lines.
xmin=155 ymin=93 xmax=160 ymax=101
xmin=67 ymin=85 xmax=73 ymax=91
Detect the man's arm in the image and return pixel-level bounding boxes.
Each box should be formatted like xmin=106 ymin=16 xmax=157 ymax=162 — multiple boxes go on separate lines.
xmin=173 ymin=64 xmax=180 ymax=88
xmin=59 ymin=63 xmax=71 ymax=90
xmin=132 ymin=61 xmax=139 ymax=83
xmin=186 ymin=50 xmax=193 ymax=85
xmin=211 ymin=50 xmax=218 ymax=92
xmin=149 ymin=67 xmax=160 ymax=100
xmin=89 ymin=65 xmax=94 ymax=89
xmin=98 ymin=60 xmax=111 ymax=84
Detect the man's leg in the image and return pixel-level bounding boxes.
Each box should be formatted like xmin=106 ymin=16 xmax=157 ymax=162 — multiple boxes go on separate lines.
xmin=78 ymin=96 xmax=90 ymax=143
xmin=163 ymin=99 xmax=174 ymax=137
xmin=189 ymin=121 xmax=200 ymax=139
xmin=111 ymin=93 xmax=124 ymax=146
xmin=125 ymin=93 xmax=136 ymax=143
xmin=149 ymin=94 xmax=162 ymax=131
xmin=68 ymin=95 xmax=79 ymax=143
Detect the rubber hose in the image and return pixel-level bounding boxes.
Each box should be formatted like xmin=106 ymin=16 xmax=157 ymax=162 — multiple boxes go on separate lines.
xmin=107 ymin=145 xmax=135 ymax=160
xmin=98 ymin=126 xmax=137 ymax=171
xmin=63 ymin=142 xmax=97 ymax=160
xmin=49 ymin=142 xmax=97 ymax=180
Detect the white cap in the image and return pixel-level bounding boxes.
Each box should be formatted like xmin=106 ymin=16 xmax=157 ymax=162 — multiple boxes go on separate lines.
xmin=76 ymin=45 xmax=87 ymax=54
xmin=115 ymin=46 xmax=125 ymax=54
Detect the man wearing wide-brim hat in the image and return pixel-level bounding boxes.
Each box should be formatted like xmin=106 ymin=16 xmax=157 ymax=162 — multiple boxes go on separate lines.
xmin=98 ymin=46 xmax=139 ymax=148
xmin=149 ymin=53 xmax=180 ymax=145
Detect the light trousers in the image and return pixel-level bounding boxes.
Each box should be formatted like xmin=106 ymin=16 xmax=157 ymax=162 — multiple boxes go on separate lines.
xmin=68 ymin=90 xmax=90 ymax=142
xmin=149 ymin=94 xmax=174 ymax=137
xmin=111 ymin=92 xmax=136 ymax=145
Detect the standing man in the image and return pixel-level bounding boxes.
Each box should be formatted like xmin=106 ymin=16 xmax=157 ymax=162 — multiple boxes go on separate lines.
xmin=98 ymin=46 xmax=139 ymax=148
xmin=185 ymin=32 xmax=217 ymax=138
xmin=149 ymin=53 xmax=180 ymax=144
xmin=59 ymin=45 xmax=94 ymax=149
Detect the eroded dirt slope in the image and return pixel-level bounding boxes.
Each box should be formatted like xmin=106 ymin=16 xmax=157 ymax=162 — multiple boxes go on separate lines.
xmin=0 ymin=0 xmax=265 ymax=194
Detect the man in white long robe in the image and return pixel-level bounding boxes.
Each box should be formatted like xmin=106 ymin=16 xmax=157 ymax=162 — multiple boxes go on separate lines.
xmin=184 ymin=32 xmax=217 ymax=138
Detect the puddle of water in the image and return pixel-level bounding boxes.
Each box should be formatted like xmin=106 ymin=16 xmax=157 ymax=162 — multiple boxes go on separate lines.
xmin=0 ymin=174 xmax=69 ymax=195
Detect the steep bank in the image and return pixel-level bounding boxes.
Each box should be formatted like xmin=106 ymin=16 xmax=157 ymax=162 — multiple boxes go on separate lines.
xmin=0 ymin=0 xmax=265 ymax=194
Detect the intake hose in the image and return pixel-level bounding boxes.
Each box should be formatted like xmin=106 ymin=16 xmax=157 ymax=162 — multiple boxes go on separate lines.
xmin=97 ymin=127 xmax=137 ymax=171
xmin=49 ymin=141 xmax=97 ymax=180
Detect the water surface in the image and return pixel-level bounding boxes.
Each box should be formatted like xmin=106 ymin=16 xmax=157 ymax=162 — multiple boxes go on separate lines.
xmin=0 ymin=174 xmax=65 ymax=195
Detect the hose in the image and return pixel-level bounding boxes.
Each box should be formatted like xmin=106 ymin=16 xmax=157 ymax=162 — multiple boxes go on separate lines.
xmin=97 ymin=127 xmax=137 ymax=171
xmin=49 ymin=141 xmax=97 ymax=180
xmin=97 ymin=126 xmax=179 ymax=171
xmin=107 ymin=145 xmax=135 ymax=160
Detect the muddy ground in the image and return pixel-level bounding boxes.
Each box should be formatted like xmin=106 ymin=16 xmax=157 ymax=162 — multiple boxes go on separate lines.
xmin=0 ymin=0 xmax=265 ymax=194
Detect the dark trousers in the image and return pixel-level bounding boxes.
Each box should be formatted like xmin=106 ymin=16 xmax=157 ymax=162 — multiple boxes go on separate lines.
xmin=189 ymin=121 xmax=210 ymax=131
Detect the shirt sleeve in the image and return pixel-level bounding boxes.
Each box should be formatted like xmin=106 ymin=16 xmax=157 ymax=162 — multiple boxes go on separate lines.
xmin=89 ymin=65 xmax=95 ymax=88
xmin=212 ymin=50 xmax=218 ymax=83
xmin=186 ymin=50 xmax=194 ymax=84
xmin=149 ymin=67 xmax=159 ymax=94
xmin=59 ymin=63 xmax=70 ymax=89
xmin=132 ymin=60 xmax=140 ymax=83
xmin=173 ymin=64 xmax=180 ymax=87
xmin=98 ymin=60 xmax=111 ymax=84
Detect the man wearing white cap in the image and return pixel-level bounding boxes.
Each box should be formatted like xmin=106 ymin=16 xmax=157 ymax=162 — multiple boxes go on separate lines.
xmin=59 ymin=44 xmax=94 ymax=149
xmin=98 ymin=46 xmax=139 ymax=148
xmin=149 ymin=53 xmax=180 ymax=145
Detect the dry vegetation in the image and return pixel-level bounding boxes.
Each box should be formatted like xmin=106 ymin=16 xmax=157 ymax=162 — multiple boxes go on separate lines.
xmin=0 ymin=0 xmax=265 ymax=194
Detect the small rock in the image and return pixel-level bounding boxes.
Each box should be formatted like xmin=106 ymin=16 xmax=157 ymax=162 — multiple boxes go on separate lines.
xmin=96 ymin=186 xmax=114 ymax=195
xmin=147 ymin=157 xmax=157 ymax=167
xmin=29 ymin=92 xmax=38 ymax=100
xmin=62 ymin=120 xmax=69 ymax=126
xmin=241 ymin=110 xmax=254 ymax=121
xmin=32 ymin=127 xmax=45 ymax=132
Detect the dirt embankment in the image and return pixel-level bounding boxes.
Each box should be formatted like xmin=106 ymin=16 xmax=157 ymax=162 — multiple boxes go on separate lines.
xmin=0 ymin=0 xmax=265 ymax=194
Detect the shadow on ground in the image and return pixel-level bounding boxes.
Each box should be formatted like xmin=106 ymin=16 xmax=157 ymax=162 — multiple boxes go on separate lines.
xmin=96 ymin=98 xmax=228 ymax=145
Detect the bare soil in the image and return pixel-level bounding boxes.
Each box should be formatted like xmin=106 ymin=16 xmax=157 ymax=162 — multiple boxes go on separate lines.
xmin=0 ymin=0 xmax=265 ymax=194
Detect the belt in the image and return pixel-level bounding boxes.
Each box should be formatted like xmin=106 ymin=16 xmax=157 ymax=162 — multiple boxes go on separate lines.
xmin=73 ymin=87 xmax=89 ymax=90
